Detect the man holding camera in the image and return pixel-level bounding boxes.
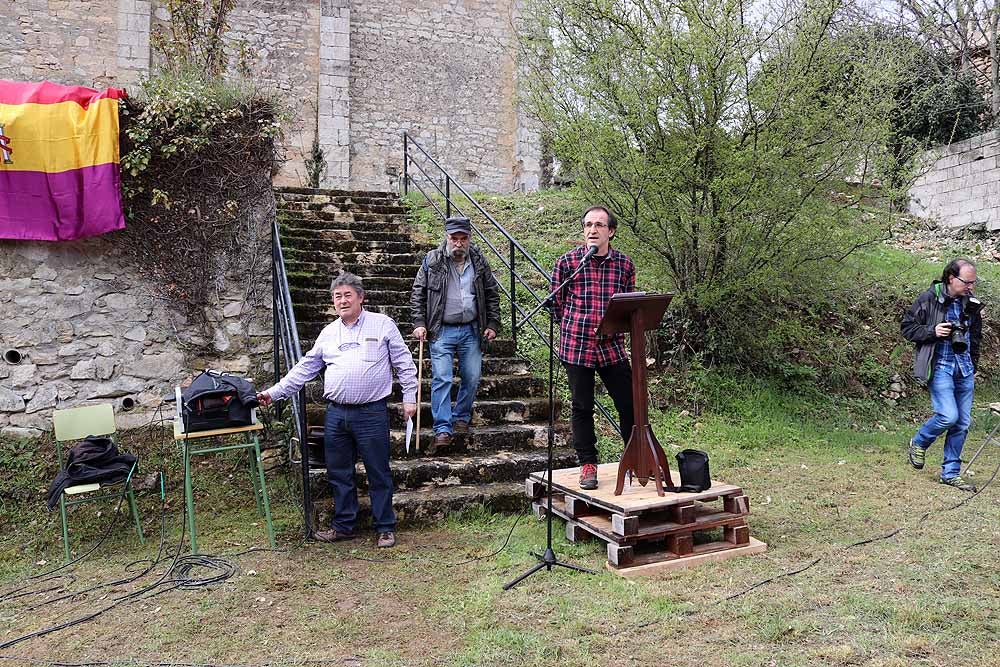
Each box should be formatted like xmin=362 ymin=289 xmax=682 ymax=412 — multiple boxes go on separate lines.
xmin=901 ymin=258 xmax=983 ymax=492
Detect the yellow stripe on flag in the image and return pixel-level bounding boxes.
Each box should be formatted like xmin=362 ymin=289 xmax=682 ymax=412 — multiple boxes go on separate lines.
xmin=0 ymin=97 xmax=120 ymax=173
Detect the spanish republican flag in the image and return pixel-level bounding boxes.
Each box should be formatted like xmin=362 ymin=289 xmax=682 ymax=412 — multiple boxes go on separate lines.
xmin=0 ymin=81 xmax=126 ymax=241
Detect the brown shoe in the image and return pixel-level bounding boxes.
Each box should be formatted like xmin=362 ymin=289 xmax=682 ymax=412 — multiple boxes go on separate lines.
xmin=314 ymin=528 xmax=355 ymax=543
xmin=453 ymin=421 xmax=470 ymax=435
xmin=376 ymin=531 xmax=396 ymax=548
xmin=427 ymin=431 xmax=453 ymax=456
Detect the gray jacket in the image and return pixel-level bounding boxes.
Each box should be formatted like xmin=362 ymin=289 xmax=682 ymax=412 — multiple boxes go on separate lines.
xmin=900 ymin=281 xmax=982 ymax=384
xmin=410 ymin=243 xmax=502 ymax=342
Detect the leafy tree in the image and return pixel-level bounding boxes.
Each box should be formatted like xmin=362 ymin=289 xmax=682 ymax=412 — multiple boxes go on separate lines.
xmin=521 ymin=0 xmax=912 ymax=362
xmin=152 ymin=0 xmax=247 ymax=76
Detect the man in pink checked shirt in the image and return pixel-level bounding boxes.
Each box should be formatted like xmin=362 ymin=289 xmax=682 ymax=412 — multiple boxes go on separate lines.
xmin=258 ymin=272 xmax=417 ymax=548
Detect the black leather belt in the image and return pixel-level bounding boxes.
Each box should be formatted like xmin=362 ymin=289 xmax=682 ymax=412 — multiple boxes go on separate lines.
xmin=327 ymin=398 xmax=386 ymax=409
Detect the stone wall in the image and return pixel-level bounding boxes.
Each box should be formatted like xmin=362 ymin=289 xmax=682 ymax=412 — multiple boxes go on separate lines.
xmin=347 ymin=0 xmax=537 ymax=193
xmin=221 ymin=0 xmax=322 ymax=188
xmin=0 ymin=0 xmax=543 ymax=193
xmin=909 ymin=130 xmax=1000 ymax=231
xmin=0 ymin=237 xmax=273 ymax=439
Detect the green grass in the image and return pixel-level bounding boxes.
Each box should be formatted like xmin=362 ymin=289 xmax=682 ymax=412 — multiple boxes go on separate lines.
xmin=3 ymin=380 xmax=1000 ymax=665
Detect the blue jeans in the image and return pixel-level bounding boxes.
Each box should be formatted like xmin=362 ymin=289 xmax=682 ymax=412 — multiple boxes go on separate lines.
xmin=430 ymin=323 xmax=482 ymax=434
xmin=324 ymin=400 xmax=396 ymax=534
xmin=914 ymin=365 xmax=974 ymax=479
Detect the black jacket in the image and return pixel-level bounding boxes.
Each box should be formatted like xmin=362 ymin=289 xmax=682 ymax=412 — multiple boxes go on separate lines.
xmin=46 ymin=436 xmax=137 ymax=509
xmin=410 ymin=243 xmax=502 ymax=342
xmin=900 ymin=281 xmax=982 ymax=384
xmin=181 ymin=371 xmax=258 ymax=432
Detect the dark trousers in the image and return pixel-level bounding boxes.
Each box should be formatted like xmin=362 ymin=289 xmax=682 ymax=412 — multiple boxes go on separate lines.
xmin=563 ymin=361 xmax=634 ymax=465
xmin=324 ymin=399 xmax=396 ymax=534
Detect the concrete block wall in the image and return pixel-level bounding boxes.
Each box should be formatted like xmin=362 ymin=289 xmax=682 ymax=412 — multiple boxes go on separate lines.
xmin=909 ymin=130 xmax=1000 ymax=231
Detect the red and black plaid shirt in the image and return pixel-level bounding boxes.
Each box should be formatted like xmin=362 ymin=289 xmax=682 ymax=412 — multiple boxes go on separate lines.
xmin=550 ymin=246 xmax=636 ymax=368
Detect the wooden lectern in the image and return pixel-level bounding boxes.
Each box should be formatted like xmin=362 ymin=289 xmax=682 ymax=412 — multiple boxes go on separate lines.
xmin=596 ymin=292 xmax=673 ymax=496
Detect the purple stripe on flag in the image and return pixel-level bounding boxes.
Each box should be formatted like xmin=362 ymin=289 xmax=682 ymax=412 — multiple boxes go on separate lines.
xmin=0 ymin=163 xmax=126 ymax=241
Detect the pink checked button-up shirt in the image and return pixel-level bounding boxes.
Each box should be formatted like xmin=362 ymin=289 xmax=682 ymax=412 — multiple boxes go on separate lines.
xmin=265 ymin=310 xmax=417 ymax=405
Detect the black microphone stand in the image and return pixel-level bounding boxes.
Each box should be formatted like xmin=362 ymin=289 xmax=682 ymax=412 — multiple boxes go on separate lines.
xmin=503 ymin=247 xmax=600 ymax=590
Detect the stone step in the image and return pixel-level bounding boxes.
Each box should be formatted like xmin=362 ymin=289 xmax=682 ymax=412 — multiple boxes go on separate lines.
xmin=387 ymin=374 xmax=546 ymax=401
xmin=277 ymin=212 xmax=409 ymax=228
xmin=293 ymin=352 xmax=528 ymax=377
xmin=295 ymin=304 xmax=410 ymax=327
xmin=291 ymin=286 xmax=411 ymax=307
xmin=308 ymin=449 xmax=576 ymax=496
xmin=298 ymin=324 xmax=519 ymax=357
xmin=282 ymin=248 xmax=425 ymax=267
xmin=279 ymin=201 xmax=408 ymax=216
xmin=312 ymin=481 xmax=530 ymax=528
xmin=281 ymin=238 xmax=434 ymax=255
xmin=285 ymin=260 xmax=418 ymax=278
xmin=286 ymin=273 xmax=414 ymax=292
xmin=403 ymin=355 xmax=530 ymax=376
xmin=277 ymin=196 xmax=403 ymax=209
xmin=305 ymin=396 xmax=553 ymax=431
xmin=276 ymin=185 xmax=397 ymax=200
xmin=278 ymin=210 xmax=409 ymax=225
xmin=300 ymin=373 xmax=545 ymax=403
xmin=280 ymin=226 xmax=410 ymax=243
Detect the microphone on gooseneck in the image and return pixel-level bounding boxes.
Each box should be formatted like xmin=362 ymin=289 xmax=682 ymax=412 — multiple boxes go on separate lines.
xmin=583 ymin=244 xmax=599 ymax=260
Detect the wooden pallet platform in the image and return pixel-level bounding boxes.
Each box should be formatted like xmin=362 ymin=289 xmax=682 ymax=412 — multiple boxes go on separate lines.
xmin=527 ymin=463 xmax=766 ymax=576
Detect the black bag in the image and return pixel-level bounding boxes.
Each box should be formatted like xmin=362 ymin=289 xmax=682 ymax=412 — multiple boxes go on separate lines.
xmin=675 ymin=449 xmax=711 ymax=493
xmin=181 ymin=371 xmax=258 ymax=433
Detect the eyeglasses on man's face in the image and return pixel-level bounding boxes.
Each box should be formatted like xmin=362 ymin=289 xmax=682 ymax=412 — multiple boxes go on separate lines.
xmin=955 ymin=275 xmax=977 ymax=286
xmin=583 ymin=221 xmax=609 ymax=230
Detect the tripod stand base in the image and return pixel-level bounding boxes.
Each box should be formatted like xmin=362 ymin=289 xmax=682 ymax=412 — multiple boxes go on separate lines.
xmin=503 ymin=548 xmax=598 ymax=590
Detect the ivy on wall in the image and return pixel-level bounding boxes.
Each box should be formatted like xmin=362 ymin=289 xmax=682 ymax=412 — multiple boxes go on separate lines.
xmin=114 ymin=0 xmax=287 ymax=333
xmin=117 ymin=71 xmax=284 ymax=331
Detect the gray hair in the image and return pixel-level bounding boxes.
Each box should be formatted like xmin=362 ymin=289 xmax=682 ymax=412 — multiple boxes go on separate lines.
xmin=330 ymin=271 xmax=365 ymax=297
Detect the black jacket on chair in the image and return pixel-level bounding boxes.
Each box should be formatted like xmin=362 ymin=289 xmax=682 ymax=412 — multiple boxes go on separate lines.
xmin=46 ymin=436 xmax=137 ymax=509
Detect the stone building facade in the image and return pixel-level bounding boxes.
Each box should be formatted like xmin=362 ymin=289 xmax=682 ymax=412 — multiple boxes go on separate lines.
xmin=0 ymin=0 xmax=543 ymax=193
xmin=0 ymin=0 xmax=544 ymax=437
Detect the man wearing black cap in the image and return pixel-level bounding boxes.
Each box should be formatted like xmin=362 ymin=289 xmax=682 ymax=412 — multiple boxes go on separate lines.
xmin=411 ymin=216 xmax=501 ymax=450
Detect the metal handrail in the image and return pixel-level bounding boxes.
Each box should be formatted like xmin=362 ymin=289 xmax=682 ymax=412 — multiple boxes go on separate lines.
xmin=271 ymin=219 xmax=312 ymax=537
xmin=401 ymin=131 xmax=621 ymax=437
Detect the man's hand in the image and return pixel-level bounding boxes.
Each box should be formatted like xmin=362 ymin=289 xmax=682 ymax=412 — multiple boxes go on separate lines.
xmin=935 ymin=322 xmax=953 ymax=338
xmin=483 ymin=328 xmax=497 ymax=342
xmin=403 ymin=402 xmax=417 ymax=419
xmin=256 ymin=392 xmax=273 ymax=407
xmin=413 ymin=327 xmax=427 ymax=341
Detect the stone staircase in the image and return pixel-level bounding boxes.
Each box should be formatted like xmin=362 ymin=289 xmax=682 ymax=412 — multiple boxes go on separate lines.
xmin=275 ymin=186 xmax=575 ymax=525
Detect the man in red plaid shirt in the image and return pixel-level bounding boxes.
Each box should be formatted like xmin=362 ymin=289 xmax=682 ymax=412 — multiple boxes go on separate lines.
xmin=550 ymin=205 xmax=636 ymax=490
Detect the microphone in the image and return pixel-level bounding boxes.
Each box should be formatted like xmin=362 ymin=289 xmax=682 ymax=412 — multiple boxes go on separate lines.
xmin=583 ymin=244 xmax=599 ymax=260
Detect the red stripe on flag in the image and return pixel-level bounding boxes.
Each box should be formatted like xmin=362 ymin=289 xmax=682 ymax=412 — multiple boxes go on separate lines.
xmin=0 ymin=164 xmax=126 ymax=241
xmin=0 ymin=80 xmax=126 ymax=108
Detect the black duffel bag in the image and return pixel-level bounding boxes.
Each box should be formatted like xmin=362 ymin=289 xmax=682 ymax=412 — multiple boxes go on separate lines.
xmin=181 ymin=370 xmax=258 ymax=433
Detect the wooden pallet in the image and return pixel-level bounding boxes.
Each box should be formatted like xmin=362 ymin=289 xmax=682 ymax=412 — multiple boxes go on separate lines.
xmin=527 ymin=463 xmax=767 ymax=576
